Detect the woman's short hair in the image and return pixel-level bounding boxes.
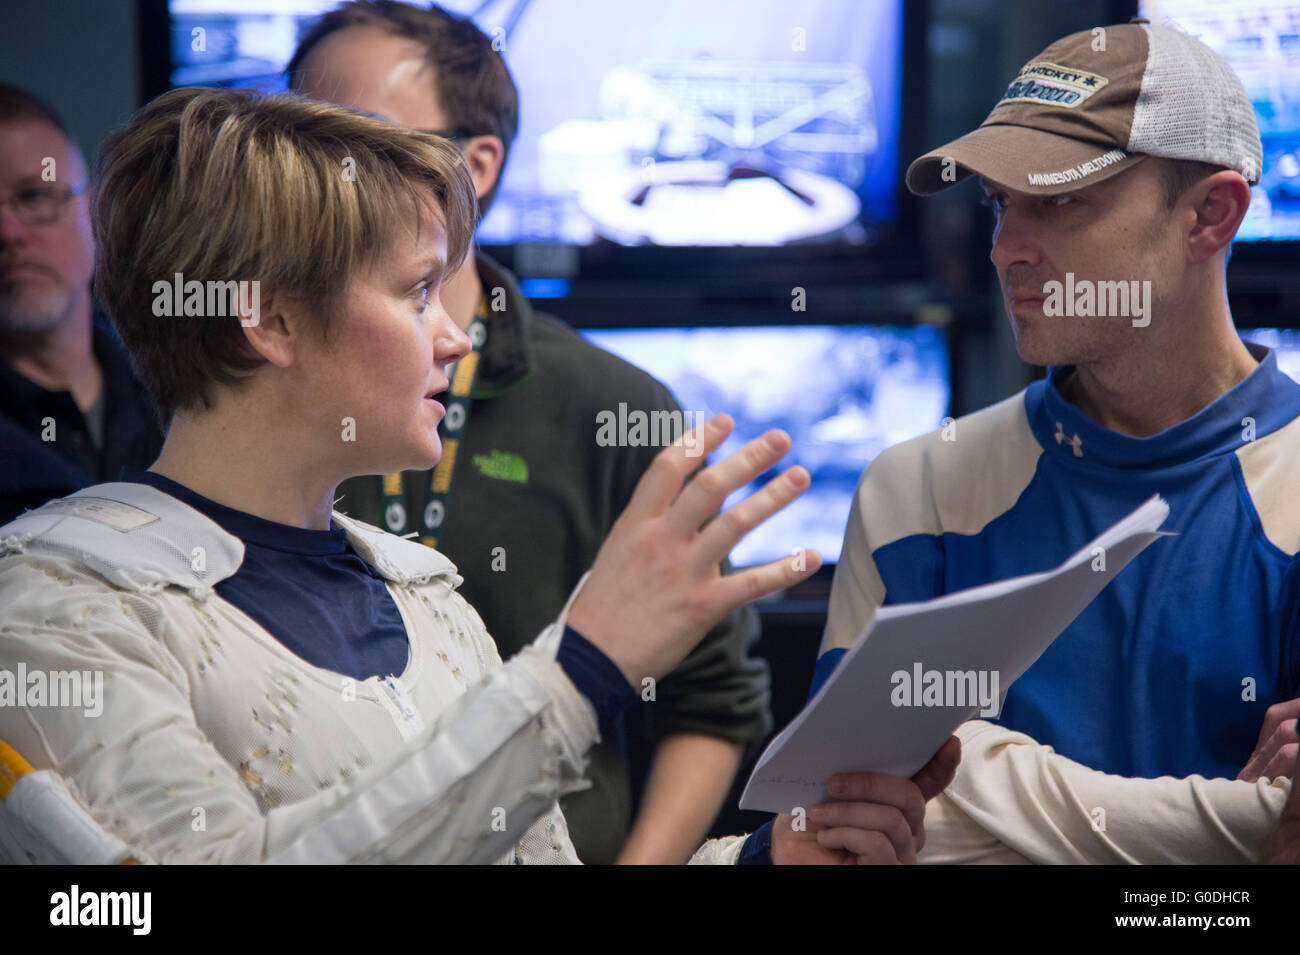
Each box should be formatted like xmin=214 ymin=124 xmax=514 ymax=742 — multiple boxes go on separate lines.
xmin=93 ymin=86 xmax=478 ymax=428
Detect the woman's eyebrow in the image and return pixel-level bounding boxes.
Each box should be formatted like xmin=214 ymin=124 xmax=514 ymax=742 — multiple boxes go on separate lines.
xmin=4 ymin=174 xmax=53 ymax=190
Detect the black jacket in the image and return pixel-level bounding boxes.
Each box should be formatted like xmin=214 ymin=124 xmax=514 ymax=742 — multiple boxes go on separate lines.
xmin=0 ymin=314 xmax=163 ymax=525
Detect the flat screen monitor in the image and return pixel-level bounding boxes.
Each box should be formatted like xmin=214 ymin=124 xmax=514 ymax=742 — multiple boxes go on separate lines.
xmin=1138 ymin=0 xmax=1300 ymax=242
xmin=164 ymin=0 xmax=909 ymax=251
xmin=580 ymin=324 xmax=950 ymax=567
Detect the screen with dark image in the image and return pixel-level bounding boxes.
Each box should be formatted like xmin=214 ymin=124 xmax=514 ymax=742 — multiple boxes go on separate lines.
xmin=1139 ymin=0 xmax=1300 ymax=241
xmin=580 ymin=325 xmax=950 ymax=567
xmin=166 ymin=0 xmax=905 ymax=247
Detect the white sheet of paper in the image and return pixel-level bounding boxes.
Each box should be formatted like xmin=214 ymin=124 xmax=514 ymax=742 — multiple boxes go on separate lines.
xmin=739 ymin=494 xmax=1172 ymax=814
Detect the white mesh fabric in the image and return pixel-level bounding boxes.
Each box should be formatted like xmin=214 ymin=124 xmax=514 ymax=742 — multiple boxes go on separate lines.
xmin=689 ymin=833 xmax=748 ymax=865
xmin=0 ymin=527 xmax=599 ymax=864
xmin=505 ymin=805 xmax=582 ymax=864
xmin=1129 ymin=24 xmax=1263 ymax=183
xmin=1 ymin=491 xmax=748 ymax=865
xmin=0 ymin=485 xmax=243 ymax=598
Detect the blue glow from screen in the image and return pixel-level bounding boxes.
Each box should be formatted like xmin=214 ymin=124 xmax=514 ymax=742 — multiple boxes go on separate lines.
xmin=581 ymin=324 xmax=950 ymax=566
xmin=1242 ymin=327 xmax=1300 ymax=382
xmin=1138 ymin=0 xmax=1300 ymax=242
xmin=517 ymin=278 xmax=572 ymax=298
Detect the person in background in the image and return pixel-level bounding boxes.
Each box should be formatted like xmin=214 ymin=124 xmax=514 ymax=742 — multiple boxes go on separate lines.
xmin=289 ymin=0 xmax=771 ymax=864
xmin=0 ymin=84 xmax=163 ymax=524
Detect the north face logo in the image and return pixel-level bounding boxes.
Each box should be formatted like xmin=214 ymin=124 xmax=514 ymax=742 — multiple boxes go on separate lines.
xmin=473 ymin=450 xmax=529 ymax=483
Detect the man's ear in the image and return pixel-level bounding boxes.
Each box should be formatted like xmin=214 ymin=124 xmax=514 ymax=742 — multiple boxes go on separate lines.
xmin=1186 ymin=170 xmax=1251 ymax=267
xmin=461 ymin=134 xmax=505 ymax=203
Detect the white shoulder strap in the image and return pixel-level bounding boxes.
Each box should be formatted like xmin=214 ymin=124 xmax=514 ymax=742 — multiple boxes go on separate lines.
xmin=0 ymin=483 xmax=244 ymax=596
xmin=0 ymin=483 xmax=465 ymax=596
xmin=330 ymin=510 xmax=462 ymax=588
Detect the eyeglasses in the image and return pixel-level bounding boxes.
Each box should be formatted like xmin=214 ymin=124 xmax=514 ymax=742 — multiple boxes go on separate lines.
xmin=0 ymin=183 xmax=87 ymax=226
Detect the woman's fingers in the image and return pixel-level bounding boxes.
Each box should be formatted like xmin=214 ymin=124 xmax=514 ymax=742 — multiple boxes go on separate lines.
xmin=820 ymin=771 xmax=927 ymax=840
xmin=617 ymin=414 xmax=734 ymax=525
xmin=694 ymin=463 xmax=809 ymax=564
xmin=666 ymin=429 xmax=793 ymax=538
xmin=809 ymin=801 xmax=915 ymax=862
xmin=571 ymin=417 xmax=815 ymax=685
xmin=711 ymin=548 xmax=822 ymax=617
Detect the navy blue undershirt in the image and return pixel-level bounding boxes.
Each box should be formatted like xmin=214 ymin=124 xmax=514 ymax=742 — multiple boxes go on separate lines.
xmin=118 ymin=468 xmax=635 ymax=728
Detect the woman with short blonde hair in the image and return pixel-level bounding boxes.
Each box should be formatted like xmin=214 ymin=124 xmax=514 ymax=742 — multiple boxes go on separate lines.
xmin=0 ymin=88 xmax=954 ymax=865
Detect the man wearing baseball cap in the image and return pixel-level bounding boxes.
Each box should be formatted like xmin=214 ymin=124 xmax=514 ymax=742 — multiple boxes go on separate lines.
xmin=814 ymin=20 xmax=1298 ymax=863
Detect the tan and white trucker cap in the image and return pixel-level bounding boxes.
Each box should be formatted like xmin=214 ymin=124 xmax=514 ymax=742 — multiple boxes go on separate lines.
xmin=906 ymin=20 xmax=1264 ymax=195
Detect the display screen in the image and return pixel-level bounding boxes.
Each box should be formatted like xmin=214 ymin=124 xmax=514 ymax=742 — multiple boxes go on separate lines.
xmin=166 ymin=0 xmax=905 ymax=247
xmin=580 ymin=324 xmax=950 ymax=567
xmin=1139 ymin=0 xmax=1300 ymax=241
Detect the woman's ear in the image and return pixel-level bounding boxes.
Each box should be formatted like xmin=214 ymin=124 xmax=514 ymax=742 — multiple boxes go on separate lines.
xmin=239 ymin=289 xmax=298 ymax=369
xmin=460 ymin=134 xmax=505 ymax=203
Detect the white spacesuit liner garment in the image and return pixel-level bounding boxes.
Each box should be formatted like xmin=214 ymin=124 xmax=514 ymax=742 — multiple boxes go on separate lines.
xmin=0 ymin=482 xmax=745 ymax=864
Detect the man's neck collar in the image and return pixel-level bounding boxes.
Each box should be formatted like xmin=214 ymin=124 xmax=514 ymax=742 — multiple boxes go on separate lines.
xmin=1055 ymin=337 xmax=1260 ymax=438
xmin=1030 ymin=341 xmax=1295 ymax=470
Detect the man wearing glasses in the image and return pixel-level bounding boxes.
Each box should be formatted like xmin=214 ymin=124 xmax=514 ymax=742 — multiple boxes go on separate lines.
xmin=0 ymin=84 xmax=163 ymax=524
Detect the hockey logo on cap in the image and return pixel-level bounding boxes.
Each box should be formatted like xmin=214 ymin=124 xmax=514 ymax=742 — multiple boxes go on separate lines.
xmin=998 ymin=61 xmax=1109 ymax=109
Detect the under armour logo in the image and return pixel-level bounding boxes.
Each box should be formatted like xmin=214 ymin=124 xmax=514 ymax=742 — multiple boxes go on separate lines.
xmin=1054 ymin=421 xmax=1083 ymax=457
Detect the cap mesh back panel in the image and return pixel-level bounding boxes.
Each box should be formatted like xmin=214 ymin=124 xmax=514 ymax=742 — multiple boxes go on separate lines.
xmin=1129 ymin=24 xmax=1263 ymax=182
